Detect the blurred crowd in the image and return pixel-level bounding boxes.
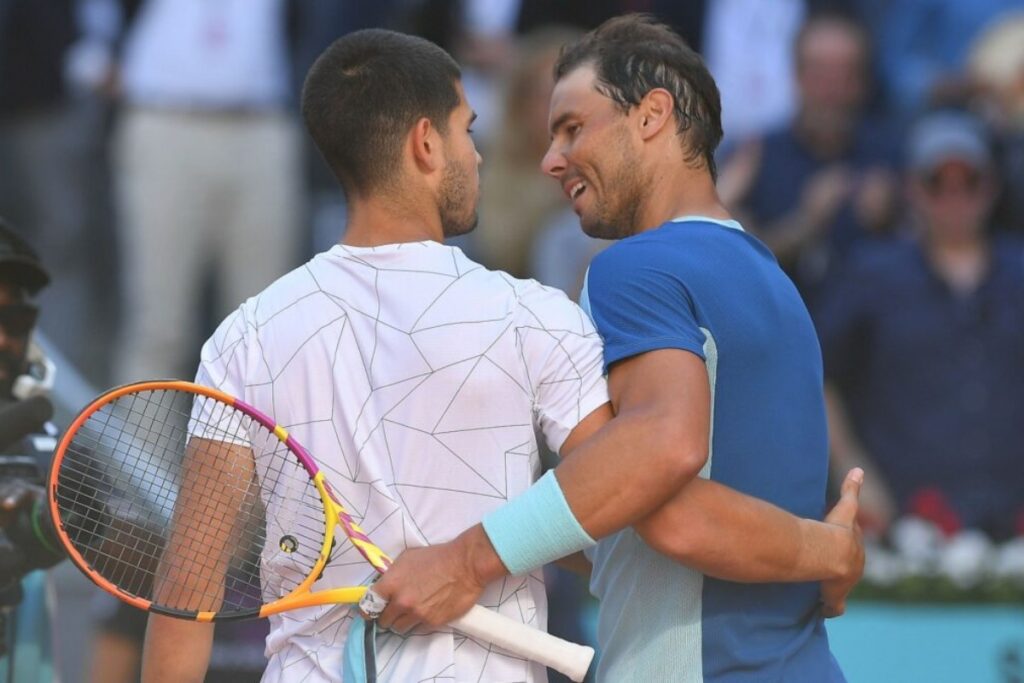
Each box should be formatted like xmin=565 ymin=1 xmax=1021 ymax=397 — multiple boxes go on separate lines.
xmin=1 ymin=0 xmax=1023 ymax=678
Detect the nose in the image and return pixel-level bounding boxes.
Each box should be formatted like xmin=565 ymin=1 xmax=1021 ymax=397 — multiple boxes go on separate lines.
xmin=540 ymin=142 xmax=566 ymax=179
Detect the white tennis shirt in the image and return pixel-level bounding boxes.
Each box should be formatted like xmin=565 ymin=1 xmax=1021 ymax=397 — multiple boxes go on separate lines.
xmin=196 ymin=241 xmax=608 ymax=682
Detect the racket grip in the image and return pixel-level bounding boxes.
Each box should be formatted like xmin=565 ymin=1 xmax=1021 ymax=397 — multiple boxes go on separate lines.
xmin=450 ymin=604 xmax=595 ymax=682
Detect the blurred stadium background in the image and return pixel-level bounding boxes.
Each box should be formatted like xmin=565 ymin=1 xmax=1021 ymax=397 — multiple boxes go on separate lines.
xmin=2 ymin=0 xmax=1024 ymax=681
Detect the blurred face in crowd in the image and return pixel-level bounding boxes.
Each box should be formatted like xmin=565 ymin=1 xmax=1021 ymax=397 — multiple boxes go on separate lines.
xmin=0 ymin=283 xmax=34 ymax=397
xmin=437 ymin=83 xmax=482 ymax=237
xmin=542 ymin=65 xmax=646 ymax=239
xmin=796 ymin=19 xmax=868 ymax=123
xmin=910 ymin=160 xmax=998 ymax=244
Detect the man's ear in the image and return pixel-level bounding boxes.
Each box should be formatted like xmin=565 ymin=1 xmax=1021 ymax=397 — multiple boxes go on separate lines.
xmin=637 ymin=88 xmax=675 ymax=141
xmin=410 ymin=117 xmax=443 ymax=173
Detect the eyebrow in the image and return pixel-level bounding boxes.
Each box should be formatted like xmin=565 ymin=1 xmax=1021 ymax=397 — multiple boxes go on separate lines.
xmin=549 ymin=111 xmax=575 ymax=138
xmin=469 ymin=111 xmax=478 ymax=126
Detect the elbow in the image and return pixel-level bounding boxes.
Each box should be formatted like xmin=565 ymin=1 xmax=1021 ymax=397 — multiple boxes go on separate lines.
xmin=648 ymin=423 xmax=707 ymax=492
xmin=634 ymin=489 xmax=710 ymax=564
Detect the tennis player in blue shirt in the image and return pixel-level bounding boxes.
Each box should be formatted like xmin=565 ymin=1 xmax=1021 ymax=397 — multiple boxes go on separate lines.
xmin=373 ymin=15 xmax=855 ymax=682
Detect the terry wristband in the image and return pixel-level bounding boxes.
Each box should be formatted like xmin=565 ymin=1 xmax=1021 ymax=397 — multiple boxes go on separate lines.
xmin=482 ymin=470 xmax=596 ymax=576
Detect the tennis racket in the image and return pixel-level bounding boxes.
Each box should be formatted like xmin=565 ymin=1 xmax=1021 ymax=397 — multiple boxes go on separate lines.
xmin=48 ymin=380 xmax=594 ymax=681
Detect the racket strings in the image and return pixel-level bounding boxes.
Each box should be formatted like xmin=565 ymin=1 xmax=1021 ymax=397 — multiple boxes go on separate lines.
xmin=55 ymin=388 xmax=329 ymax=617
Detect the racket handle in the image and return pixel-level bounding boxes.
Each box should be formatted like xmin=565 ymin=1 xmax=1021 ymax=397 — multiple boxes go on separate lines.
xmin=450 ymin=604 xmax=595 ymax=682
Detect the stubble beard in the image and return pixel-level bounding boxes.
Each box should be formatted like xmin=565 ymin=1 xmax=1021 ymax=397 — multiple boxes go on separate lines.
xmin=580 ymin=149 xmax=646 ymax=241
xmin=439 ymin=161 xmax=479 ymax=238
xmin=577 ymin=126 xmax=638 ymax=241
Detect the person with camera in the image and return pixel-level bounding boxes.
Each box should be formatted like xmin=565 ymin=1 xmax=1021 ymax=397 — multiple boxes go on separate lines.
xmin=0 ymin=219 xmax=64 ymax=681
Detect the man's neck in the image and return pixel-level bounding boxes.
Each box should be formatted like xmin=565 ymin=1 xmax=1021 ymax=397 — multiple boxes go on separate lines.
xmin=634 ymin=166 xmax=732 ymax=235
xmin=341 ymin=195 xmax=444 ymax=247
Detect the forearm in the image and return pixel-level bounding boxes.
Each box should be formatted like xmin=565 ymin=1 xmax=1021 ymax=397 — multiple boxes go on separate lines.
xmin=462 ymin=411 xmax=702 ymax=583
xmin=556 ymin=411 xmax=705 ymax=539
xmin=141 ymin=615 xmax=213 ymax=683
xmin=635 ymin=478 xmax=853 ymax=582
xmin=473 ymin=351 xmax=707 ymax=579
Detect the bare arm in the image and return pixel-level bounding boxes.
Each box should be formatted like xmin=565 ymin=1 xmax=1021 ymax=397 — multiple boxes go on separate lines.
xmin=142 ymin=438 xmax=254 ymax=682
xmin=142 ymin=617 xmax=214 ymax=683
xmin=634 ymin=470 xmax=865 ymax=616
xmin=557 ymin=349 xmax=711 ymax=535
xmin=372 ymin=351 xmax=867 ymax=629
xmin=371 ymin=350 xmax=709 ymax=631
xmin=635 ymin=475 xmax=857 ymax=583
xmin=561 ymin=396 xmax=864 ymax=605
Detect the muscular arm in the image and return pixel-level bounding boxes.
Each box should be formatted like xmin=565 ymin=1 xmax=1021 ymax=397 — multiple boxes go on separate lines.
xmin=635 ymin=474 xmax=861 ymax=583
xmin=561 ymin=380 xmax=862 ymax=593
xmin=372 ymin=350 xmax=863 ymax=629
xmin=371 ymin=350 xmax=707 ymax=631
xmin=556 ymin=349 xmax=711 ymax=537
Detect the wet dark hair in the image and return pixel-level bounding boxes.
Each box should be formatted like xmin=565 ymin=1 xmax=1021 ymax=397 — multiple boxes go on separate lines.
xmin=554 ymin=14 xmax=723 ymax=180
xmin=301 ymin=29 xmax=462 ymax=196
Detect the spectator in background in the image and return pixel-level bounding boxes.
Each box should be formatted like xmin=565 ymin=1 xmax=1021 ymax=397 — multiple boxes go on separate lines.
xmin=0 ymin=0 xmax=114 ymax=384
xmin=0 ymin=220 xmax=65 ymax=682
xmin=871 ymin=0 xmax=1021 ymax=117
xmin=703 ymin=0 xmax=806 ymax=149
xmin=721 ymin=9 xmax=901 ymax=311
xmin=968 ymin=11 xmax=1024 ymax=234
xmin=110 ymin=0 xmax=304 ymax=382
xmin=817 ymin=110 xmax=1024 ymax=539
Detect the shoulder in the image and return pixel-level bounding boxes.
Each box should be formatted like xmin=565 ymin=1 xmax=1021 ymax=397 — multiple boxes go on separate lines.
xmin=201 ymin=260 xmax=321 ymax=367
xmin=588 ymin=230 xmax=676 ymax=278
xmin=509 ymin=276 xmax=596 ymax=336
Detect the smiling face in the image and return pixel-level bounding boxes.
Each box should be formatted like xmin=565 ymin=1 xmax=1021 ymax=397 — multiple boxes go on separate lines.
xmin=437 ymin=83 xmax=483 ymax=238
xmin=541 ymin=65 xmax=648 ymax=239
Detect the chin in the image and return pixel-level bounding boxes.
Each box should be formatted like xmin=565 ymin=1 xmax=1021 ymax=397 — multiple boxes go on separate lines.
xmin=442 ymin=213 xmax=479 ymax=238
xmin=580 ymin=217 xmax=628 ymax=241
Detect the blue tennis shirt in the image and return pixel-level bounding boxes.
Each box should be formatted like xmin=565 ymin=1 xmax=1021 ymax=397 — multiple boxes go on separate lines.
xmin=580 ymin=217 xmax=843 ymax=682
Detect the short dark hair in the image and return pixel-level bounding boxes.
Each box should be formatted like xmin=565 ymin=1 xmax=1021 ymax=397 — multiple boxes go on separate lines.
xmin=301 ymin=29 xmax=462 ymax=196
xmin=554 ymin=14 xmax=723 ymax=180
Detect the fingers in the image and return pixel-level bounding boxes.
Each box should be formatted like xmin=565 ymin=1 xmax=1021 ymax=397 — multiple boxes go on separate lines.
xmin=358 ymin=587 xmax=388 ymax=622
xmin=387 ymin=614 xmax=421 ymax=636
xmin=374 ymin=596 xmax=422 ymax=635
xmin=841 ymin=468 xmax=865 ymax=500
xmin=825 ymin=468 xmax=864 ymax=527
xmin=822 ymin=600 xmax=846 ymax=619
xmin=362 ymin=581 xmax=424 ymax=635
